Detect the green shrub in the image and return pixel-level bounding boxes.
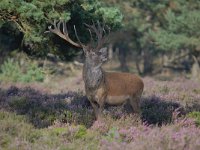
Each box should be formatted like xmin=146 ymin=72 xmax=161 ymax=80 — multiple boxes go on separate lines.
xmin=187 ymin=111 xmax=200 ymax=126
xmin=0 ymin=111 xmax=98 ymax=149
xmin=26 ymin=130 xmax=42 ymax=143
xmin=74 ymin=125 xmax=87 ymax=139
xmin=50 ymin=127 xmax=68 ymax=136
xmin=0 ymin=58 xmax=44 ymax=82
xmin=19 ymin=63 xmax=44 ymax=82
xmin=0 ymin=59 xmax=21 ymax=82
xmin=0 ymin=134 xmax=11 ymax=148
xmin=104 ymin=127 xmax=120 ymax=142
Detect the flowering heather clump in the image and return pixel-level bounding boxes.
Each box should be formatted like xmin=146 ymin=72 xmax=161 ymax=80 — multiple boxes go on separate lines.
xmin=0 ymin=77 xmax=200 ymax=149
xmin=141 ymin=77 xmax=200 ymax=124
xmin=1 ymin=77 xmax=200 ymax=127
xmin=91 ymin=120 xmax=109 ymax=133
xmin=100 ymin=118 xmax=200 ymax=150
xmin=0 ymin=86 xmax=94 ymax=128
xmin=143 ymin=77 xmax=200 ymax=109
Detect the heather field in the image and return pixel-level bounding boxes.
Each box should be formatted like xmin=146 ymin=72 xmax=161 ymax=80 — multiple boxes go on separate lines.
xmin=1 ymin=75 xmax=200 ymax=150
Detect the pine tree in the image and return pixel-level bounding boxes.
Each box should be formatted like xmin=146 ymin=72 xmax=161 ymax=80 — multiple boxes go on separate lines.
xmin=149 ymin=0 xmax=200 ymax=53
xmin=149 ymin=0 xmax=200 ymax=78
xmin=0 ymin=0 xmax=122 ymax=59
xmin=104 ymin=0 xmax=200 ymax=75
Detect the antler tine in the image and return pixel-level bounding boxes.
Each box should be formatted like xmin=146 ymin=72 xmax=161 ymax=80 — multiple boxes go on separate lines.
xmin=57 ymin=20 xmax=61 ymax=30
xmin=48 ymin=20 xmax=83 ymax=48
xmin=84 ymin=21 xmax=107 ymax=51
xmin=87 ymin=28 xmax=94 ymax=46
xmin=96 ymin=21 xmax=106 ymax=49
xmin=62 ymin=21 xmax=68 ymax=36
xmin=97 ymin=21 xmax=103 ymax=38
xmin=103 ymin=24 xmax=111 ymax=41
xmin=73 ymin=25 xmax=84 ymax=47
xmin=84 ymin=23 xmax=97 ymax=34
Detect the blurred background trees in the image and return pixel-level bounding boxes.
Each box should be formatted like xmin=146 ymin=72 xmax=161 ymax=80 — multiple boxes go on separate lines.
xmin=104 ymin=0 xmax=200 ymax=78
xmin=0 ymin=0 xmax=200 ymax=80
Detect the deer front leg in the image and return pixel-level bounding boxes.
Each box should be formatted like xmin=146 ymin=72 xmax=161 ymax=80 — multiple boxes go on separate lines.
xmin=90 ymin=101 xmax=100 ymax=119
xmin=90 ymin=99 xmax=104 ymax=120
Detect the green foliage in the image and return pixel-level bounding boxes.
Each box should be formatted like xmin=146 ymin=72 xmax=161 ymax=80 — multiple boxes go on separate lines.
xmin=0 ymin=111 xmax=34 ymax=139
xmin=0 ymin=58 xmax=21 ymax=82
xmin=149 ymin=0 xmax=200 ymax=52
xmin=0 ymin=58 xmax=44 ymax=82
xmin=96 ymin=7 xmax=123 ymax=29
xmin=74 ymin=125 xmax=87 ymax=139
xmin=105 ymin=127 xmax=120 ymax=142
xmin=50 ymin=127 xmax=68 ymax=136
xmin=0 ymin=0 xmax=122 ymax=59
xmin=0 ymin=134 xmax=11 ymax=148
xmin=0 ymin=110 xmax=99 ymax=150
xmin=0 ymin=111 xmax=57 ymax=148
xmin=105 ymin=0 xmax=200 ymax=52
xmin=20 ymin=63 xmax=44 ymax=82
xmin=187 ymin=111 xmax=200 ymax=127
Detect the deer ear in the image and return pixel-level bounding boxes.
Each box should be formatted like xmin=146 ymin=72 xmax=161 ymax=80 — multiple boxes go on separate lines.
xmin=99 ymin=47 xmax=108 ymax=54
xmin=99 ymin=47 xmax=108 ymax=62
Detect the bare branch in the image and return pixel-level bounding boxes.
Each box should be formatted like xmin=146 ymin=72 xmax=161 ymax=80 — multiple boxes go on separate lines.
xmin=87 ymin=28 xmax=94 ymax=47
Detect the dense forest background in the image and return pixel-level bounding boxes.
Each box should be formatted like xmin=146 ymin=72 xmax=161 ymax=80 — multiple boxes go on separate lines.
xmin=0 ymin=0 xmax=200 ymax=79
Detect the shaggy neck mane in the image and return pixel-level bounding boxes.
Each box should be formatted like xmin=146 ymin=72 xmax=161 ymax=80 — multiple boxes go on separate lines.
xmin=83 ymin=62 xmax=104 ymax=90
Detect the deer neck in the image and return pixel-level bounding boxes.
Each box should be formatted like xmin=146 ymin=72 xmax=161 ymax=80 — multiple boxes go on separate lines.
xmin=83 ymin=61 xmax=104 ymax=90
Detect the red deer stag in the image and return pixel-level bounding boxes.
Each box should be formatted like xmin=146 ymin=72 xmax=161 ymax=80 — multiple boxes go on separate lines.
xmin=48 ymin=21 xmax=144 ymax=119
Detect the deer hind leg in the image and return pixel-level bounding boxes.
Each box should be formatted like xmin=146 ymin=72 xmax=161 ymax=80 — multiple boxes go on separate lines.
xmin=129 ymin=93 xmax=142 ymax=114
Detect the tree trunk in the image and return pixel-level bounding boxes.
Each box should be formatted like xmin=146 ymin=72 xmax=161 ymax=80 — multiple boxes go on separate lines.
xmin=161 ymin=54 xmax=173 ymax=76
xmin=108 ymin=43 xmax=113 ymax=60
xmin=118 ymin=47 xmax=129 ymax=72
xmin=191 ymin=56 xmax=200 ymax=81
xmin=135 ymin=55 xmax=142 ymax=75
xmin=143 ymin=49 xmax=153 ymax=75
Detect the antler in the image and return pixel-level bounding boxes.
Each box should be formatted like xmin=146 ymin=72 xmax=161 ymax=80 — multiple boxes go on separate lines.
xmin=48 ymin=20 xmax=110 ymax=52
xmin=84 ymin=21 xmax=110 ymax=51
xmin=48 ymin=20 xmax=85 ymax=48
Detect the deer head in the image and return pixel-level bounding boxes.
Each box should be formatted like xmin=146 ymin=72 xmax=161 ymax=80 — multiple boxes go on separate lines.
xmin=48 ymin=20 xmax=110 ymax=69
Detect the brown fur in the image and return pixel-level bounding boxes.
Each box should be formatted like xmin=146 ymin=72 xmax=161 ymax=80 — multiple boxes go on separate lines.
xmin=84 ymin=67 xmax=144 ymax=119
xmin=105 ymin=72 xmax=144 ymax=96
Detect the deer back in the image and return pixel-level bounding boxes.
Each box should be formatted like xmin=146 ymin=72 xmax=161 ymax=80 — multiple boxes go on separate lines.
xmin=105 ymin=72 xmax=144 ymax=96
